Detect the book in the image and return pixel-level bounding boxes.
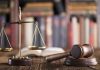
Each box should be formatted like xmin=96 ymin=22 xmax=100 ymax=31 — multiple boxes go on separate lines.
xmin=0 ymin=0 xmax=9 ymax=8
xmin=69 ymin=0 xmax=95 ymax=2
xmin=67 ymin=20 xmax=73 ymax=48
xmin=89 ymin=15 xmax=97 ymax=48
xmin=45 ymin=16 xmax=53 ymax=47
xmin=71 ymin=15 xmax=80 ymax=45
xmin=52 ymin=16 xmax=61 ymax=47
xmin=16 ymin=47 xmax=65 ymax=57
xmin=59 ymin=16 xmax=67 ymax=48
xmin=67 ymin=2 xmax=96 ymax=15
xmin=67 ymin=15 xmax=80 ymax=48
xmin=10 ymin=24 xmax=19 ymax=48
xmin=23 ymin=2 xmax=53 ymax=16
xmin=84 ymin=16 xmax=90 ymax=44
xmin=93 ymin=23 xmax=97 ymax=48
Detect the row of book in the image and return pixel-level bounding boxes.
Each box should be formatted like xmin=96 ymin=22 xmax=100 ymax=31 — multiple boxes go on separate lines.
xmin=22 ymin=16 xmax=68 ymax=49
xmin=67 ymin=14 xmax=97 ymax=48
xmin=0 ymin=0 xmax=97 ymax=50
xmin=0 ymin=14 xmax=98 ymax=49
xmin=22 ymin=2 xmax=53 ymax=16
xmin=22 ymin=0 xmax=66 ymax=16
xmin=22 ymin=14 xmax=97 ymax=49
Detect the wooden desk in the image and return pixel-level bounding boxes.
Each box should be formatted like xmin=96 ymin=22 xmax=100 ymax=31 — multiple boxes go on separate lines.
xmin=0 ymin=49 xmax=99 ymax=70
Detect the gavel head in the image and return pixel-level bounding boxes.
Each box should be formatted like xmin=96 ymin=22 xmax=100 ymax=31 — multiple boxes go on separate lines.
xmin=70 ymin=44 xmax=94 ymax=59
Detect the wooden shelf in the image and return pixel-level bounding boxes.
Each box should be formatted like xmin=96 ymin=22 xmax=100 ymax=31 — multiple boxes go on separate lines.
xmin=0 ymin=8 xmax=10 ymax=13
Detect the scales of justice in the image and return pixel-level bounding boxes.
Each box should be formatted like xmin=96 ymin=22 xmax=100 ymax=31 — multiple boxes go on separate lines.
xmin=8 ymin=7 xmax=46 ymax=66
xmin=0 ymin=6 xmax=46 ymax=66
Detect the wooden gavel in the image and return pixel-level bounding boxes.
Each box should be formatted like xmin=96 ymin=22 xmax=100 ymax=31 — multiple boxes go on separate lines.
xmin=70 ymin=44 xmax=94 ymax=59
xmin=45 ymin=44 xmax=94 ymax=62
xmin=43 ymin=44 xmax=97 ymax=66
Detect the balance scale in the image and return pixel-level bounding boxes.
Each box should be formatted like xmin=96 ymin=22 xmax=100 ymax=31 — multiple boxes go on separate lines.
xmin=8 ymin=6 xmax=46 ymax=66
xmin=8 ymin=7 xmax=32 ymax=66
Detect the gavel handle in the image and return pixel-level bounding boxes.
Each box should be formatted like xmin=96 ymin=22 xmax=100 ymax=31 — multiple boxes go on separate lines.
xmin=45 ymin=52 xmax=70 ymax=62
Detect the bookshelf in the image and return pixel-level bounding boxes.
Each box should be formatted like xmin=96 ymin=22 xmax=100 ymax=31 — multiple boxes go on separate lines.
xmin=0 ymin=0 xmax=10 ymax=14
xmin=67 ymin=1 xmax=97 ymax=48
xmin=22 ymin=2 xmax=53 ymax=17
xmin=20 ymin=0 xmax=68 ymax=49
xmin=0 ymin=0 xmax=98 ymax=50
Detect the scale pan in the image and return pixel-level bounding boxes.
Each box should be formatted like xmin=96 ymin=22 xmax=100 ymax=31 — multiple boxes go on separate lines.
xmin=28 ymin=46 xmax=46 ymax=50
xmin=28 ymin=46 xmax=38 ymax=50
xmin=38 ymin=46 xmax=46 ymax=50
xmin=0 ymin=48 xmax=13 ymax=52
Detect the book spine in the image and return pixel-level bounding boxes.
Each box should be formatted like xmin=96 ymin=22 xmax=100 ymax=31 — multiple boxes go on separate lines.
xmin=10 ymin=0 xmax=19 ymax=48
xmin=71 ymin=16 xmax=80 ymax=45
xmin=45 ymin=16 xmax=53 ymax=47
xmin=67 ymin=20 xmax=73 ymax=48
xmin=60 ymin=16 xmax=67 ymax=48
xmin=11 ymin=24 xmax=18 ymax=48
xmin=52 ymin=16 xmax=61 ymax=47
xmin=23 ymin=2 xmax=53 ymax=16
xmin=84 ymin=17 xmax=90 ymax=44
xmin=79 ymin=15 xmax=85 ymax=45
xmin=93 ymin=23 xmax=97 ymax=48
xmin=89 ymin=15 xmax=97 ymax=48
xmin=97 ymin=0 xmax=100 ymax=48
xmin=0 ymin=0 xmax=9 ymax=8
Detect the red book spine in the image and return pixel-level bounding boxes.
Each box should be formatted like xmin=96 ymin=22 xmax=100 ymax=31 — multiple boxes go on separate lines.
xmin=67 ymin=22 xmax=73 ymax=48
xmin=79 ymin=15 xmax=85 ymax=45
xmin=45 ymin=16 xmax=53 ymax=47
xmin=11 ymin=24 xmax=18 ymax=48
xmin=89 ymin=20 xmax=96 ymax=48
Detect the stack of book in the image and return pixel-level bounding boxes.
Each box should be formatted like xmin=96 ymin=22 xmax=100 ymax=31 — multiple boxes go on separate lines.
xmin=0 ymin=0 xmax=10 ymax=13
xmin=22 ymin=2 xmax=53 ymax=16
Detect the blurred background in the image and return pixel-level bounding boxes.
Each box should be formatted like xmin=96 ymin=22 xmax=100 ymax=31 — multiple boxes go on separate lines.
xmin=0 ymin=0 xmax=99 ymax=50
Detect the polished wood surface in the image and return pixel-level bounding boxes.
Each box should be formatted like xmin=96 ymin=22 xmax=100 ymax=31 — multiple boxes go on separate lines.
xmin=0 ymin=48 xmax=99 ymax=70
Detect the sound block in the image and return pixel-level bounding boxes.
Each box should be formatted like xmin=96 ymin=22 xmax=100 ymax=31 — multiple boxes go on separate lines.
xmin=8 ymin=57 xmax=32 ymax=66
xmin=64 ymin=56 xmax=98 ymax=66
xmin=0 ymin=48 xmax=13 ymax=52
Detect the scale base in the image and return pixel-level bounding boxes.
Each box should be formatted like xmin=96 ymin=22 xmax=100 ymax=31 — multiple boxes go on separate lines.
xmin=8 ymin=57 xmax=32 ymax=66
xmin=64 ymin=56 xmax=98 ymax=66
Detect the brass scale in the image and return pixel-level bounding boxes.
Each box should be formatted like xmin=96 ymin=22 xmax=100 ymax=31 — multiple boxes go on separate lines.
xmin=0 ymin=7 xmax=46 ymax=66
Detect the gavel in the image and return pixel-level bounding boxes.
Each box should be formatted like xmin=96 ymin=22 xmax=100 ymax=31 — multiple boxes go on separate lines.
xmin=65 ymin=44 xmax=97 ymax=66
xmin=70 ymin=44 xmax=94 ymax=59
xmin=45 ymin=44 xmax=94 ymax=62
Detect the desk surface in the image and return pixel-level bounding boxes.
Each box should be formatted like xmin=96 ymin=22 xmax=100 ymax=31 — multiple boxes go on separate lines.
xmin=0 ymin=48 xmax=99 ymax=70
